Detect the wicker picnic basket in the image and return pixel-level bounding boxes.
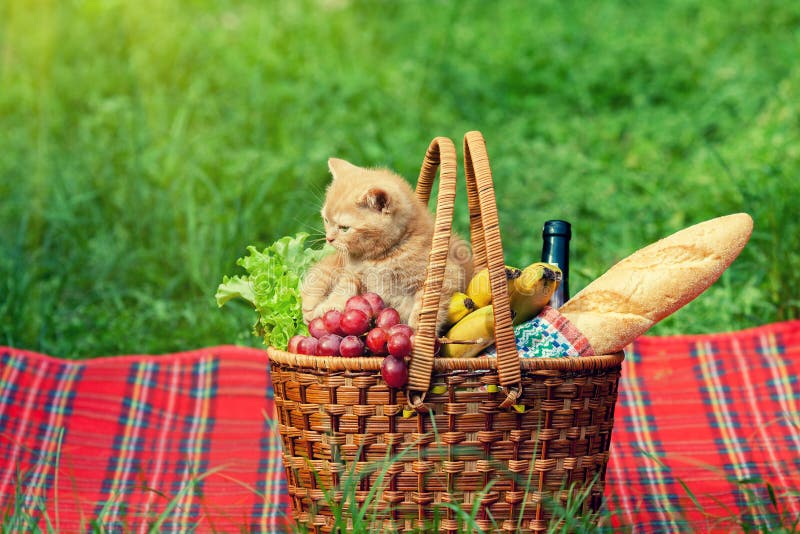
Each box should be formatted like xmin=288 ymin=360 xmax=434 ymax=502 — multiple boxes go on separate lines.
xmin=267 ymin=131 xmax=624 ymax=533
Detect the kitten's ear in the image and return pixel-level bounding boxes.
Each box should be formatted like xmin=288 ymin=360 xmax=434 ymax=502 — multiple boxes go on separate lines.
xmin=328 ymin=158 xmax=360 ymax=180
xmin=360 ymin=188 xmax=390 ymax=213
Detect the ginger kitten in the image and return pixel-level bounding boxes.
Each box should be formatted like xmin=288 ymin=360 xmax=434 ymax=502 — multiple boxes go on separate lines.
xmin=301 ymin=158 xmax=472 ymax=333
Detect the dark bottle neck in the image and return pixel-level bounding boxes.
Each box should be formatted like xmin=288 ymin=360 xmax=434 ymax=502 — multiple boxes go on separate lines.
xmin=541 ymin=220 xmax=571 ymax=308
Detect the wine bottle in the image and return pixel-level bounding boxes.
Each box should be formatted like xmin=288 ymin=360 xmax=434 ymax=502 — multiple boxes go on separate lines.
xmin=541 ymin=220 xmax=571 ymax=309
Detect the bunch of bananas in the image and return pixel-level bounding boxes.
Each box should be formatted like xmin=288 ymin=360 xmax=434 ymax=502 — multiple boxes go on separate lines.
xmin=441 ymin=262 xmax=561 ymax=358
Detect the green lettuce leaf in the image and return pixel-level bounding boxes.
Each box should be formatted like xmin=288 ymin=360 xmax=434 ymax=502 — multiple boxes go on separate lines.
xmin=214 ymin=275 xmax=255 ymax=307
xmin=216 ymin=232 xmax=332 ymax=349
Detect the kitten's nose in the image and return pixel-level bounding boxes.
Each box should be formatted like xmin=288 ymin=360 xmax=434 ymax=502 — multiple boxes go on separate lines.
xmin=326 ymin=236 xmax=334 ymax=243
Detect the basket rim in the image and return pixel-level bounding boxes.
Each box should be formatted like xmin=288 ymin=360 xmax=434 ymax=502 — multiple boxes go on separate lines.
xmin=266 ymin=347 xmax=624 ymax=372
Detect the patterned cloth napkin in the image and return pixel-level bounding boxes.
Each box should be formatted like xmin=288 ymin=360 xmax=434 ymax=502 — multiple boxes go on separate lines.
xmin=484 ymin=305 xmax=595 ymax=358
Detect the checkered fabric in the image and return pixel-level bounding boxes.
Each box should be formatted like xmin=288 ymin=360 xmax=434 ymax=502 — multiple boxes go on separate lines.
xmin=0 ymin=347 xmax=288 ymax=532
xmin=607 ymin=319 xmax=800 ymax=532
xmin=1 ymin=320 xmax=799 ymax=532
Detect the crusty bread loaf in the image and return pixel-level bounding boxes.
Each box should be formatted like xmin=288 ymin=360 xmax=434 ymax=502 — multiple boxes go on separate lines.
xmin=560 ymin=213 xmax=753 ymax=354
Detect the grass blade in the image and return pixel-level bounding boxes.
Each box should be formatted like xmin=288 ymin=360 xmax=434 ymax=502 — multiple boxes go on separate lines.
xmin=147 ymin=465 xmax=226 ymax=533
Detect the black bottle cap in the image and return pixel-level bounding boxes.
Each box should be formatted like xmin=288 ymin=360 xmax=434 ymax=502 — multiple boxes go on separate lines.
xmin=542 ymin=220 xmax=571 ymax=239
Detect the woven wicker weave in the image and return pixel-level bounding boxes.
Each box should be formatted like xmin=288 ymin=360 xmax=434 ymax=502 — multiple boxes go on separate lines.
xmin=267 ymin=132 xmax=623 ymax=533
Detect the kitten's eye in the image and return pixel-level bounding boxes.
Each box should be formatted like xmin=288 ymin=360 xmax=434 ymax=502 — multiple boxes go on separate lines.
xmin=338 ymin=225 xmax=350 ymax=232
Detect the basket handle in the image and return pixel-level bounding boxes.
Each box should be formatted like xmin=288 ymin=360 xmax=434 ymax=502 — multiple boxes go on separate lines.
xmin=463 ymin=131 xmax=521 ymax=405
xmin=407 ymin=132 xmax=521 ymax=410
xmin=408 ymin=137 xmax=458 ymax=409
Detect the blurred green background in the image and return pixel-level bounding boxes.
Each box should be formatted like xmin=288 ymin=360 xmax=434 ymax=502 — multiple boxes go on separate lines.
xmin=1 ymin=0 xmax=798 ymax=358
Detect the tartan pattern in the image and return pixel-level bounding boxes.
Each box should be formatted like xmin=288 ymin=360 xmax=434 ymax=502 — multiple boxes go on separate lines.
xmin=607 ymin=320 xmax=800 ymax=532
xmin=0 ymin=348 xmax=289 ymax=532
xmin=1 ymin=320 xmax=799 ymax=532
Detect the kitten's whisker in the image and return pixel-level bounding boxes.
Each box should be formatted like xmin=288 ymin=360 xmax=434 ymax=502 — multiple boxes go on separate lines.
xmin=301 ymin=227 xmax=326 ymax=241
xmin=291 ymin=217 xmax=325 ymax=235
xmin=307 ymin=184 xmax=327 ymax=206
xmin=310 ymin=192 xmax=325 ymax=205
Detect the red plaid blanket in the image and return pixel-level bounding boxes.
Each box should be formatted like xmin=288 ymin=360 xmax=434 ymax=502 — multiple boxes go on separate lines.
xmin=607 ymin=321 xmax=800 ymax=532
xmin=1 ymin=320 xmax=799 ymax=532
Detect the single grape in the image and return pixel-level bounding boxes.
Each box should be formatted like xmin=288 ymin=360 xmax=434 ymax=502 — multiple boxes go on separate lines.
xmin=341 ymin=309 xmax=370 ymax=336
xmin=346 ymin=295 xmax=374 ymax=318
xmin=317 ymin=334 xmax=343 ymax=356
xmin=365 ymin=327 xmax=389 ymax=355
xmin=388 ymin=323 xmax=414 ymax=338
xmin=387 ymin=332 xmax=412 ymax=358
xmin=381 ymin=355 xmax=408 ymax=388
xmin=287 ymin=335 xmax=305 ymax=353
xmin=322 ymin=309 xmax=346 ymax=336
xmin=297 ymin=337 xmax=319 ymax=355
xmin=339 ymin=335 xmax=365 ymax=357
xmin=308 ymin=317 xmax=330 ymax=339
xmin=361 ymin=292 xmax=385 ymax=316
xmin=375 ymin=307 xmax=401 ymax=329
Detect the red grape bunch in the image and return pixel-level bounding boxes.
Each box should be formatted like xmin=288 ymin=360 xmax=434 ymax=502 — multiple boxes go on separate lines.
xmin=287 ymin=292 xmax=411 ymax=388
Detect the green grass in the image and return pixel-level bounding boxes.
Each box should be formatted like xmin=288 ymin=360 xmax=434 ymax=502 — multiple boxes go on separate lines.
xmin=2 ymin=0 xmax=800 ymax=357
xmin=4 ymin=418 xmax=798 ymax=533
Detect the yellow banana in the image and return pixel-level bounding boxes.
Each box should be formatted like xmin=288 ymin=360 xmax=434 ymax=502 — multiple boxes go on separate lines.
xmin=441 ymin=305 xmax=496 ymax=358
xmin=465 ymin=265 xmax=521 ymax=308
xmin=508 ymin=262 xmax=562 ymax=325
xmin=447 ymin=292 xmax=477 ymax=325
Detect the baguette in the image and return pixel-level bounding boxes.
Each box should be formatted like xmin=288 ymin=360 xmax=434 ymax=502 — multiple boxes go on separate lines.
xmin=560 ymin=213 xmax=753 ymax=354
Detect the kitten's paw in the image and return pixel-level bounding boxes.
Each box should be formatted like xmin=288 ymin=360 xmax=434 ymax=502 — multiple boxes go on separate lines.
xmin=302 ymin=306 xmax=317 ymax=325
xmin=300 ymin=289 xmax=325 ymax=324
xmin=406 ymin=302 xmax=421 ymax=331
xmin=313 ymin=294 xmax=350 ymax=318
